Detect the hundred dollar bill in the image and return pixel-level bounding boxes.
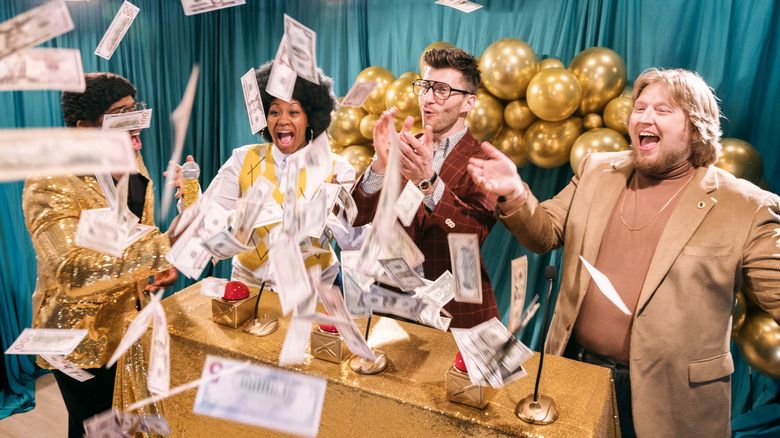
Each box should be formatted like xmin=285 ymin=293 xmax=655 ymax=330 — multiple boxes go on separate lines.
xmin=416 ymin=270 xmax=454 ymax=308
xmin=234 ymin=174 xmax=274 ymax=243
xmin=94 ymin=1 xmax=139 ymax=60
xmin=241 ymin=68 xmax=266 ymax=135
xmin=106 ymin=291 xmax=163 ymax=368
xmin=0 ymin=128 xmax=136 ymax=182
xmin=0 ymin=0 xmax=74 ymax=61
xmin=0 ymin=48 xmax=85 ymax=92
xmin=314 ymin=282 xmax=376 ymax=360
xmin=199 ymin=277 xmax=228 ymax=298
xmin=102 ymin=109 xmax=152 ymax=132
xmin=283 ymin=14 xmax=318 ymax=84
xmin=75 ymin=207 xmax=129 ymax=258
xmin=268 ymin=234 xmax=311 ymax=315
xmin=281 ymin=157 xmax=299 ymax=236
xmin=448 ymin=233 xmax=483 ymax=304
xmin=507 ymin=255 xmax=528 ymax=334
xmin=201 ymin=228 xmax=253 ymax=260
xmin=40 ymin=354 xmax=94 ymax=382
xmin=299 ymin=187 xmax=329 ymax=239
xmin=5 ymin=328 xmax=87 ymax=355
xmin=435 ymin=0 xmax=483 ymax=13
xmin=366 ymin=284 xmax=423 ymax=321
xmin=394 ymin=180 xmax=424 ymax=227
xmin=147 ymin=303 xmax=170 ymax=395
xmin=84 ymin=409 xmax=172 ymax=438
xmin=340 ymin=81 xmax=377 ymax=107
xmin=181 ymin=0 xmax=246 ymax=16
xmin=194 ymin=356 xmax=327 ymax=438
xmin=379 ymin=257 xmax=425 ymax=292
xmin=452 ymin=318 xmax=532 ymax=388
xmin=266 ymin=35 xmax=295 ymax=102
xmin=302 ymin=132 xmax=332 ymax=199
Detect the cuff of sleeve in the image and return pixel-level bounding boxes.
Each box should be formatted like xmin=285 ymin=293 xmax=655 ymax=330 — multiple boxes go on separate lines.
xmin=361 ymin=167 xmax=384 ymax=196
xmin=424 ymin=180 xmax=445 ymax=211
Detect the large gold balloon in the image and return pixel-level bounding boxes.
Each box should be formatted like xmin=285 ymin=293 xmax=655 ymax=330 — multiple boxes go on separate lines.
xmin=492 ymin=126 xmax=528 ymax=167
xmin=504 ymin=100 xmax=537 ymax=130
xmin=340 ymin=145 xmax=375 ymax=177
xmin=714 ymin=138 xmax=764 ymax=185
xmin=602 ymin=96 xmax=633 ymax=135
xmin=539 ymin=58 xmax=565 ymax=70
xmin=732 ymin=291 xmax=747 ymax=341
xmin=568 ymin=47 xmax=627 ymax=115
xmin=328 ymin=135 xmax=347 ymax=154
xmin=736 ymin=307 xmax=780 ymax=379
xmin=582 ymin=113 xmax=603 ymax=130
xmin=526 ymin=68 xmax=582 ymax=122
xmin=359 ymin=113 xmax=380 ymax=140
xmin=525 ymin=117 xmax=584 ymax=169
xmin=355 ymin=66 xmax=396 ymax=115
xmin=569 ymin=128 xmax=629 ymax=174
xmin=419 ymin=41 xmax=456 ymax=75
xmin=328 ymin=105 xmax=369 ymax=145
xmin=386 ymin=73 xmax=422 ymax=122
xmin=465 ymin=88 xmax=504 ymax=142
xmin=480 ymin=38 xmax=539 ymax=100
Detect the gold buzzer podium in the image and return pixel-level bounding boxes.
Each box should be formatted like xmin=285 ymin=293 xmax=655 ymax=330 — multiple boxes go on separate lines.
xmin=119 ymin=281 xmax=619 ymax=437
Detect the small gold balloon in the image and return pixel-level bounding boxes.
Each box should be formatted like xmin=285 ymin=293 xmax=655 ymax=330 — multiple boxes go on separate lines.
xmin=525 ymin=117 xmax=584 ymax=169
xmin=732 ymin=291 xmax=747 ymax=341
xmin=504 ymin=100 xmax=537 ymax=130
xmin=715 ymin=138 xmax=764 ymax=185
xmin=583 ymin=113 xmax=604 ymax=130
xmin=419 ymin=41 xmax=456 ymax=75
xmin=568 ymin=47 xmax=627 ymax=115
xmin=526 ymin=68 xmax=582 ymax=122
xmin=492 ymin=126 xmax=528 ymax=167
xmin=569 ymin=128 xmax=629 ymax=174
xmin=355 ymin=66 xmax=396 ymax=115
xmin=539 ymin=58 xmax=565 ymax=70
xmin=480 ymin=38 xmax=539 ymax=100
xmin=385 ymin=73 xmax=422 ymax=122
xmin=328 ymin=105 xmax=369 ymax=145
xmin=603 ymin=96 xmax=633 ymax=135
xmin=340 ymin=145 xmax=375 ymax=177
xmin=359 ymin=113 xmax=380 ymax=140
xmin=328 ymin=135 xmax=347 ymax=154
xmin=736 ymin=307 xmax=780 ymax=379
xmin=465 ymin=88 xmax=504 ymax=142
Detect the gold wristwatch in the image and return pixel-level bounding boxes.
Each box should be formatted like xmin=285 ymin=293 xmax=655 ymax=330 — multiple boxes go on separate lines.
xmin=417 ymin=172 xmax=438 ymax=192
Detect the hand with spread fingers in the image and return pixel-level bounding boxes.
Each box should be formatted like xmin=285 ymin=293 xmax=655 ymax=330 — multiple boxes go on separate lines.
xmin=398 ymin=118 xmax=435 ymax=186
xmin=468 ymin=142 xmax=525 ymax=205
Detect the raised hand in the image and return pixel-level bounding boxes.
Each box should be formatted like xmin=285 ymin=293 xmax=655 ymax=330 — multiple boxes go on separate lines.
xmin=468 ymin=142 xmax=525 ymax=201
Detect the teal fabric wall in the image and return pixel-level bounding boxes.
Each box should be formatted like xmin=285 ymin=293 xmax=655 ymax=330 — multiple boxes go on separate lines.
xmin=1 ymin=0 xmax=778 ymax=432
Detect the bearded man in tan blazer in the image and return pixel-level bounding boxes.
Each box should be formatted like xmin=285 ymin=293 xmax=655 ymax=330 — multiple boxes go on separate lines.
xmin=467 ymin=68 xmax=780 ymax=438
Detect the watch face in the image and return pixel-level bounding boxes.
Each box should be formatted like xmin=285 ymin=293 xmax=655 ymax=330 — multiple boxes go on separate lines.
xmin=419 ymin=180 xmax=431 ymax=191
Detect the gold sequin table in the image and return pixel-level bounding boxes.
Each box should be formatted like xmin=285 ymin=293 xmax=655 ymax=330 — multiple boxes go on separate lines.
xmin=129 ymin=281 xmax=618 ymax=437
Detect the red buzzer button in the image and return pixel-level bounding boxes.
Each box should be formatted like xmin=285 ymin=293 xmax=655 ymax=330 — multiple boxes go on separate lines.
xmin=223 ymin=281 xmax=250 ymax=301
xmin=454 ymin=351 xmax=467 ymax=372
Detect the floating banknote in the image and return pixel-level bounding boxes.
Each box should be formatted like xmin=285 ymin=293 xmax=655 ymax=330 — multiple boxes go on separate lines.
xmin=193 ymin=355 xmax=326 ymax=438
xmin=283 ymin=14 xmax=318 ymax=84
xmin=0 ymin=0 xmax=74 ymax=61
xmin=94 ymin=1 xmax=139 ymax=60
xmin=507 ymin=255 xmax=528 ymax=334
xmin=84 ymin=409 xmax=172 ymax=438
xmin=0 ymin=47 xmax=85 ymax=92
xmin=181 ymin=0 xmax=246 ymax=16
xmin=448 ymin=233 xmax=483 ymax=304
xmin=302 ymin=132 xmax=332 ymax=199
xmin=315 ymin=282 xmax=376 ymax=360
xmin=435 ymin=0 xmax=483 ymax=13
xmin=40 ymin=354 xmax=94 ymax=382
xmin=379 ymin=257 xmax=426 ymax=292
xmin=366 ymin=284 xmax=424 ymax=321
xmin=102 ymin=109 xmax=152 ymax=132
xmin=201 ymin=228 xmax=253 ymax=260
xmin=75 ymin=207 xmax=130 ymax=258
xmin=340 ymin=81 xmax=377 ymax=107
xmin=241 ymin=68 xmax=266 ymax=135
xmin=5 ymin=328 xmax=87 ymax=355
xmin=0 ymin=128 xmax=136 ymax=182
xmin=394 ymin=181 xmax=424 ymax=227
xmin=266 ymin=35 xmax=295 ymax=102
xmin=233 ymin=175 xmax=274 ymax=243
xmin=268 ymin=233 xmax=311 ymax=315
xmin=106 ymin=291 xmax=164 ymax=368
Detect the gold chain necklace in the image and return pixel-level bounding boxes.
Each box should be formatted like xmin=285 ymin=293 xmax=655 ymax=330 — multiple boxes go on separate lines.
xmin=619 ymin=172 xmax=696 ymax=231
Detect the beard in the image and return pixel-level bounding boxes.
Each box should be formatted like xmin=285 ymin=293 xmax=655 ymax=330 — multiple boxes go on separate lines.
xmin=630 ymin=146 xmax=691 ymax=177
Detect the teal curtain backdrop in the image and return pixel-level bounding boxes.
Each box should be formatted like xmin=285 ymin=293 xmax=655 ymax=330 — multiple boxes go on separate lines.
xmin=1 ymin=0 xmax=778 ymax=433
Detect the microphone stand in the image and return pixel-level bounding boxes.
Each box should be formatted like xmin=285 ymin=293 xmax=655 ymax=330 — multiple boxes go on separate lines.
xmin=516 ymin=265 xmax=559 ymax=425
xmin=243 ymin=281 xmax=279 ymax=336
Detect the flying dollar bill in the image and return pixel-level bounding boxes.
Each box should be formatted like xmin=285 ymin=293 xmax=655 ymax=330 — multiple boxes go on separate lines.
xmin=0 ymin=0 xmax=74 ymax=61
xmin=0 ymin=48 xmax=85 ymax=92
xmin=266 ymin=35 xmax=296 ymax=102
xmin=283 ymin=14 xmax=318 ymax=84
xmin=181 ymin=0 xmax=246 ymax=16
xmin=340 ymin=81 xmax=377 ymax=108
xmin=435 ymin=0 xmax=483 ymax=13
xmin=241 ymin=68 xmax=266 ymax=135
xmin=94 ymin=1 xmax=140 ymax=60
xmin=102 ymin=109 xmax=152 ymax=132
xmin=448 ymin=233 xmax=483 ymax=304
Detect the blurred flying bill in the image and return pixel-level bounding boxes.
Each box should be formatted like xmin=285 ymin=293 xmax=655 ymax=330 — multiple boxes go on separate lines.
xmin=0 ymin=128 xmax=137 ymax=182
xmin=181 ymin=0 xmax=246 ymax=16
xmin=267 ymin=35 xmax=296 ymax=102
xmin=283 ymin=14 xmax=318 ymax=84
xmin=340 ymin=81 xmax=377 ymax=108
xmin=435 ymin=0 xmax=483 ymax=13
xmin=102 ymin=109 xmax=152 ymax=132
xmin=0 ymin=0 xmax=74 ymax=61
xmin=241 ymin=68 xmax=266 ymax=134
xmin=94 ymin=1 xmax=139 ymax=60
xmin=0 ymin=48 xmax=85 ymax=92
xmin=448 ymin=233 xmax=483 ymax=304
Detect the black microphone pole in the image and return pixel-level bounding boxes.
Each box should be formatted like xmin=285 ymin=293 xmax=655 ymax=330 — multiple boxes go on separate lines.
xmin=516 ymin=265 xmax=560 ymax=425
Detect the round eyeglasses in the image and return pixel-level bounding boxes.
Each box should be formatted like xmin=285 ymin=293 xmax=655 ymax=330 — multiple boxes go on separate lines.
xmin=412 ymin=79 xmax=470 ymax=101
xmin=105 ymin=101 xmax=147 ymax=115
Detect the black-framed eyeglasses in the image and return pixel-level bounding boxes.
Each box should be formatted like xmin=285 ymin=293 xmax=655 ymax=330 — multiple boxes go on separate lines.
xmin=105 ymin=101 xmax=147 ymax=115
xmin=412 ymin=79 xmax=471 ymax=101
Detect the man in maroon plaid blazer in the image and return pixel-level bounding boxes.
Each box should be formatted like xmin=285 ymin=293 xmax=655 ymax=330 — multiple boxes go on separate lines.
xmin=352 ymin=48 xmax=499 ymax=329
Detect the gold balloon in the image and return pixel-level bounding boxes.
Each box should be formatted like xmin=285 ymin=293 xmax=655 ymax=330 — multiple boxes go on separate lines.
xmin=525 ymin=117 xmax=584 ymax=169
xmin=355 ymin=66 xmax=396 ymax=114
xmin=328 ymin=136 xmax=347 ymax=154
xmin=602 ymin=96 xmax=633 ymax=135
xmin=419 ymin=41 xmax=456 ymax=75
xmin=385 ymin=73 xmax=422 ymax=122
xmin=492 ymin=126 xmax=528 ymax=167
xmin=736 ymin=307 xmax=780 ymax=379
xmin=465 ymin=88 xmax=504 ymax=142
xmin=526 ymin=68 xmax=582 ymax=122
xmin=583 ymin=113 xmax=603 ymax=130
xmin=504 ymin=100 xmax=537 ymax=130
xmin=480 ymin=38 xmax=539 ymax=100
xmin=732 ymin=291 xmax=747 ymax=341
xmin=328 ymin=105 xmax=369 ymax=145
xmin=569 ymin=128 xmax=629 ymax=174
xmin=715 ymin=138 xmax=764 ymax=185
xmin=539 ymin=58 xmax=565 ymax=70
xmin=359 ymin=113 xmax=380 ymax=140
xmin=340 ymin=145 xmax=375 ymax=177
xmin=568 ymin=47 xmax=627 ymax=115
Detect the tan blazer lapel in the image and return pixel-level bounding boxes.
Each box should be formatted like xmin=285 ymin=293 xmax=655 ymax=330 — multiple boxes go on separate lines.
xmin=636 ymin=166 xmax=718 ymax=311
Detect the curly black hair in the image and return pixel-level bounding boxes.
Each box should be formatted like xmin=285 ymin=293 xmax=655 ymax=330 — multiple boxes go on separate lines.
xmin=61 ymin=73 xmax=136 ymax=127
xmin=422 ymin=48 xmax=481 ymax=95
xmin=255 ymin=61 xmax=337 ymax=143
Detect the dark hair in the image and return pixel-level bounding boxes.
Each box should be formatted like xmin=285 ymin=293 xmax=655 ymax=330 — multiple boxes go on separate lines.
xmin=255 ymin=61 xmax=337 ymax=143
xmin=422 ymin=48 xmax=481 ymax=94
xmin=61 ymin=73 xmax=137 ymax=127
